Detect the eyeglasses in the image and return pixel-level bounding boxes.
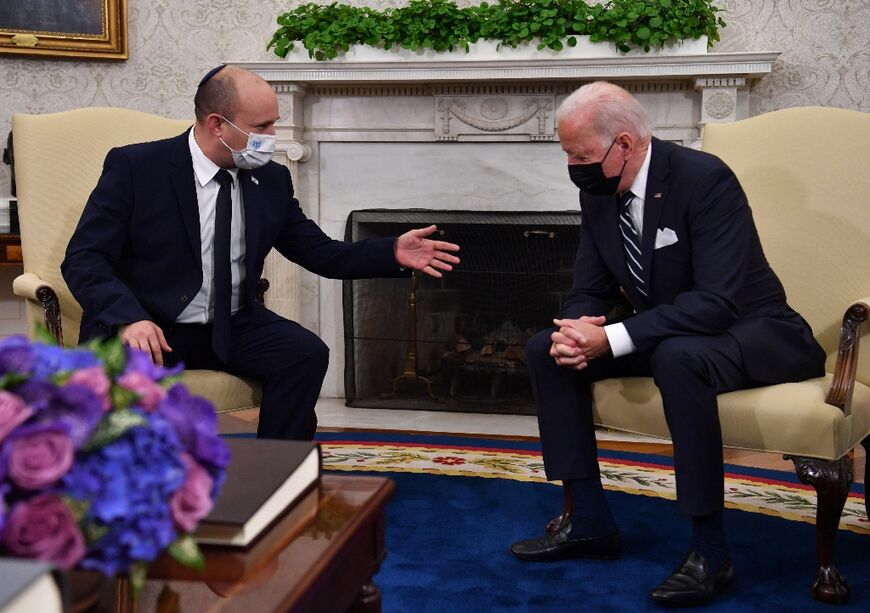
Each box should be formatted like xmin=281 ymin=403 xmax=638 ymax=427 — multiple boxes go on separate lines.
xmin=198 ymin=64 xmax=227 ymax=88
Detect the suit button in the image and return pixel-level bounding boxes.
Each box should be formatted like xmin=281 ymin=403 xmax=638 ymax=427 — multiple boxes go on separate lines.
xmin=180 ymin=295 xmax=189 ymax=303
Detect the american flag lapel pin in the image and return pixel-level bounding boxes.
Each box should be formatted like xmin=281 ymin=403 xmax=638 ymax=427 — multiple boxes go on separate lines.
xmin=654 ymin=192 xmax=662 ymax=198
xmin=251 ymin=176 xmax=259 ymax=185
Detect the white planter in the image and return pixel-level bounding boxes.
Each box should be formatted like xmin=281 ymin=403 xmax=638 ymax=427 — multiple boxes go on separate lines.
xmin=284 ymin=35 xmax=708 ymax=62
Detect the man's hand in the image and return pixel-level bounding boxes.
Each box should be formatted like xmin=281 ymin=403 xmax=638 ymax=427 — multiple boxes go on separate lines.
xmin=549 ymin=315 xmax=609 ymax=370
xmin=395 ymin=225 xmax=461 ymax=279
xmin=119 ymin=320 xmax=172 ymax=366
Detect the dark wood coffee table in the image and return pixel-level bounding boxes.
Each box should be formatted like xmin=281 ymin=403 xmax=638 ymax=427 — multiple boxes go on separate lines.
xmin=111 ymin=474 xmax=394 ymax=612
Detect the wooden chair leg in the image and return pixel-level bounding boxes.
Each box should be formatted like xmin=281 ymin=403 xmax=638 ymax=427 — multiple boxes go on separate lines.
xmin=787 ymin=454 xmax=853 ymax=604
xmin=863 ymin=436 xmax=869 ymax=521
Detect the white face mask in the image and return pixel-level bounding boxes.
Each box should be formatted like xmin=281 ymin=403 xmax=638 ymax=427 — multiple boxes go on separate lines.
xmin=218 ymin=116 xmax=276 ymax=170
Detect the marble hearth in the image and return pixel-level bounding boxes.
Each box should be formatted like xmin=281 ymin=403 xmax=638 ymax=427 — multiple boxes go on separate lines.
xmin=235 ymin=49 xmax=780 ymax=399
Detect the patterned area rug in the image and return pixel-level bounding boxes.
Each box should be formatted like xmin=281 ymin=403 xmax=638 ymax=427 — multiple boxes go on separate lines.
xmin=316 ymin=431 xmax=868 ymax=535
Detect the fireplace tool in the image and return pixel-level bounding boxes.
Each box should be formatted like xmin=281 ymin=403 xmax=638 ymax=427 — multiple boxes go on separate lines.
xmin=384 ymin=271 xmax=443 ymax=401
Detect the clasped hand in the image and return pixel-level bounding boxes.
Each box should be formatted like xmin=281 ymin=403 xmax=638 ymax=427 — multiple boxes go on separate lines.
xmin=549 ymin=315 xmax=609 ymax=370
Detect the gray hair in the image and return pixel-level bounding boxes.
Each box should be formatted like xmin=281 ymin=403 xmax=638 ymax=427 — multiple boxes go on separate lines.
xmin=556 ymin=82 xmax=652 ymax=147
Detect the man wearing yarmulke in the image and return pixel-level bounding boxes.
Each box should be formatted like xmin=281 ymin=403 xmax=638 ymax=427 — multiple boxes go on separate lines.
xmin=63 ymin=65 xmax=460 ymax=441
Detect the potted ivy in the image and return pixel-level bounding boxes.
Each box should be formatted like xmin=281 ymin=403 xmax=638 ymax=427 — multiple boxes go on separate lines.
xmin=268 ymin=0 xmax=725 ymax=62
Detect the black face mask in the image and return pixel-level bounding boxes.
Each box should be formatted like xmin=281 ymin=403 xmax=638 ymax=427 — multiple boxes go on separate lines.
xmin=567 ymin=138 xmax=627 ymax=196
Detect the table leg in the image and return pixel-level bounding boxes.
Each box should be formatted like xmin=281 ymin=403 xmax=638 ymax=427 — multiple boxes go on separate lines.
xmin=348 ymin=582 xmax=381 ymax=613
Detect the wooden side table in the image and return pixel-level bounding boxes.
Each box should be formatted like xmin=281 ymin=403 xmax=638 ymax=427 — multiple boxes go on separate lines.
xmin=109 ymin=474 xmax=395 ymax=613
xmin=0 ymin=233 xmax=21 ymax=264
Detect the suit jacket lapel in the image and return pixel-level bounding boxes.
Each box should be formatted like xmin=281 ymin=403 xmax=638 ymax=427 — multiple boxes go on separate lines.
xmin=641 ymin=139 xmax=669 ymax=294
xmin=168 ymin=130 xmax=203 ymax=267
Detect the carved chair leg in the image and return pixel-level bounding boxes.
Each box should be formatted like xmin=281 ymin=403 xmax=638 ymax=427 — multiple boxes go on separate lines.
xmin=863 ymin=436 xmax=870 ymax=521
xmin=787 ymin=454 xmax=852 ymax=604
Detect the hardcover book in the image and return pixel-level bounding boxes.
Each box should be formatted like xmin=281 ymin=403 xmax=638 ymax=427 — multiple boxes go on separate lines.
xmin=195 ymin=438 xmax=321 ymax=547
xmin=0 ymin=558 xmax=66 ymax=613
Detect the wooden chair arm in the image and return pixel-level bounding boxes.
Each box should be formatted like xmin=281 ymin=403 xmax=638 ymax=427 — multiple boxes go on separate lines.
xmin=12 ymin=272 xmax=64 ymax=345
xmin=10 ymin=274 xmax=270 ymax=349
xmin=824 ymin=296 xmax=870 ymax=416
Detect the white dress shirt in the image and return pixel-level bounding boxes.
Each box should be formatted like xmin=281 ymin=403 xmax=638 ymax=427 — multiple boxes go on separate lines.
xmin=603 ymin=141 xmax=653 ymax=357
xmin=177 ymin=130 xmax=247 ymax=323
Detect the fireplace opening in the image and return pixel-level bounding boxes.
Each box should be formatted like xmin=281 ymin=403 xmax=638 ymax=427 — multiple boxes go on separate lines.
xmin=344 ymin=209 xmax=580 ymax=415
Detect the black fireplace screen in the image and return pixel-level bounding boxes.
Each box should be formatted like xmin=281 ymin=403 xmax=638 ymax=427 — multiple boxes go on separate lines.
xmin=343 ymin=209 xmax=581 ymax=414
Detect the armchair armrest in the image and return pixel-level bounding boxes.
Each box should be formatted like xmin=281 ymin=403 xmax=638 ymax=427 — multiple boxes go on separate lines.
xmin=825 ymin=296 xmax=870 ymax=417
xmin=12 ymin=272 xmax=64 ymax=345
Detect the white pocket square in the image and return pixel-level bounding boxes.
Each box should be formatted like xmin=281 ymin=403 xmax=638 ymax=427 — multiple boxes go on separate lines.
xmin=654 ymin=227 xmax=679 ymax=249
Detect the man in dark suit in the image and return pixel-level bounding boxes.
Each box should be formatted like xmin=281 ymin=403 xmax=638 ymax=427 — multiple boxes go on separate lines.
xmin=510 ymin=82 xmax=825 ymax=606
xmin=62 ymin=65 xmax=460 ymax=441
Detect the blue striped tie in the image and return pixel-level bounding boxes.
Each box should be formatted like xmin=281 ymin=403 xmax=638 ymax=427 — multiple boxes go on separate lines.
xmin=619 ymin=190 xmax=646 ymax=297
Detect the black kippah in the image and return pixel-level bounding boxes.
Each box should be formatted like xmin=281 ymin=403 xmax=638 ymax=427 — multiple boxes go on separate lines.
xmin=198 ymin=64 xmax=227 ymax=88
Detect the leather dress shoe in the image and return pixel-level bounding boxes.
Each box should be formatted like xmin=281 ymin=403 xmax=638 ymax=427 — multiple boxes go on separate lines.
xmin=510 ymin=518 xmax=621 ymax=561
xmin=649 ymin=551 xmax=736 ymax=607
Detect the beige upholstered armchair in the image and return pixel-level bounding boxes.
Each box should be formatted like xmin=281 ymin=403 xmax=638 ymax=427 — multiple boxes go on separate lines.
xmin=11 ymin=107 xmax=262 ymax=413
xmin=589 ymin=107 xmax=870 ymax=604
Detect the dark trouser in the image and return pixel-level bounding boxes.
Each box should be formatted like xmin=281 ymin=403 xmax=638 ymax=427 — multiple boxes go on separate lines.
xmin=162 ymin=302 xmax=328 ymax=441
xmin=526 ymin=328 xmax=758 ymax=516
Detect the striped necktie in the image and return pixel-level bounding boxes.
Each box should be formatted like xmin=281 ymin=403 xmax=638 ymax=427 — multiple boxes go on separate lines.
xmin=618 ymin=190 xmax=647 ymax=297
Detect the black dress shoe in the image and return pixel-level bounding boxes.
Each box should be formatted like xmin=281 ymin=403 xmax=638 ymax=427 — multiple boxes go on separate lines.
xmin=510 ymin=519 xmax=621 ymax=561
xmin=649 ymin=551 xmax=736 ymax=607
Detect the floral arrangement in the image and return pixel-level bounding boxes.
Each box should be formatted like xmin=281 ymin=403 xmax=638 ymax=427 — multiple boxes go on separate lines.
xmin=0 ymin=334 xmax=229 ymax=592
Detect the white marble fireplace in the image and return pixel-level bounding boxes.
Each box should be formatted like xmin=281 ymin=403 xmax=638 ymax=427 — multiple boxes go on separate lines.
xmin=236 ymin=48 xmax=779 ymax=399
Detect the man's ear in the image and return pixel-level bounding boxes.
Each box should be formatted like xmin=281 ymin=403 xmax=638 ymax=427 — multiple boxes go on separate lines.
xmin=205 ymin=114 xmax=223 ymax=137
xmin=615 ymin=132 xmax=634 ymax=156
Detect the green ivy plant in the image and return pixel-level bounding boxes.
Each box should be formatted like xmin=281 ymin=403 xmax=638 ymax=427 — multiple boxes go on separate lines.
xmin=269 ymin=0 xmax=726 ymax=60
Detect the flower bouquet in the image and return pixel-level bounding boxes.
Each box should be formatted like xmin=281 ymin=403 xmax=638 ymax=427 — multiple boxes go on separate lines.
xmin=0 ymin=334 xmax=230 ymax=593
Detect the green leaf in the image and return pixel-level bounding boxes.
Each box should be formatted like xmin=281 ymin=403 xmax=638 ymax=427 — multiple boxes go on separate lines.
xmin=129 ymin=562 xmax=148 ymax=598
xmin=110 ymin=385 xmax=139 ymax=411
xmin=0 ymin=372 xmax=26 ymax=390
xmin=81 ymin=520 xmax=110 ymax=545
xmin=636 ymin=27 xmax=651 ymax=40
xmin=168 ymin=534 xmax=206 ymax=571
xmin=61 ymin=495 xmax=90 ymax=523
xmin=82 ymin=408 xmax=147 ymax=452
xmin=34 ymin=324 xmax=59 ymax=346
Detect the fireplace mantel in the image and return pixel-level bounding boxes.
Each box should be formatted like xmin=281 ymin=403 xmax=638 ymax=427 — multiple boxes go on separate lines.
xmin=240 ymin=51 xmax=779 ymax=85
xmin=233 ymin=50 xmax=780 ymax=399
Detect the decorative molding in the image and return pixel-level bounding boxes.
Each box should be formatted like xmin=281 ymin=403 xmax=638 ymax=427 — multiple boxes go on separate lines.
xmin=236 ymin=52 xmax=781 ymax=85
xmin=705 ymin=92 xmax=736 ymax=120
xmin=435 ymin=95 xmax=554 ymax=140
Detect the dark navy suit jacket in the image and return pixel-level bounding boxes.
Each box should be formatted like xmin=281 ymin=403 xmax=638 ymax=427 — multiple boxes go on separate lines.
xmin=62 ymin=130 xmax=398 ymax=341
xmin=562 ymin=138 xmax=825 ymax=384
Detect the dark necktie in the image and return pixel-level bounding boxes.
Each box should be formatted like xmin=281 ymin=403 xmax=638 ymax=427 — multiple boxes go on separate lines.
xmin=212 ymin=169 xmax=233 ymax=361
xmin=618 ymin=190 xmax=647 ymax=297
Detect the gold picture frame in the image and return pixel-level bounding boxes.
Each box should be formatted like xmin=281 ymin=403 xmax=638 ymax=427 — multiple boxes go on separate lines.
xmin=0 ymin=0 xmax=127 ymax=60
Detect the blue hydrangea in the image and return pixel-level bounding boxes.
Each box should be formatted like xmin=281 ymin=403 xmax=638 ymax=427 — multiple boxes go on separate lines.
xmin=63 ymin=411 xmax=186 ymax=574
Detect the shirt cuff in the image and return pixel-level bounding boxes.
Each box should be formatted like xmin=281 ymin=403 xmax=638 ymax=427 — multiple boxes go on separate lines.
xmin=604 ymin=322 xmax=636 ymax=358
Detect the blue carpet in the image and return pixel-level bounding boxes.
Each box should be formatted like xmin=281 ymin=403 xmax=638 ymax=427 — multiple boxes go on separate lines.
xmin=367 ymin=471 xmax=868 ymax=612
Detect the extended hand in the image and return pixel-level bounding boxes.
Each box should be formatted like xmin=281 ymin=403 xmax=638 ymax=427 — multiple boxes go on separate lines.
xmin=395 ymin=225 xmax=461 ymax=279
xmin=549 ymin=315 xmax=608 ymax=370
xmin=119 ymin=320 xmax=172 ymax=366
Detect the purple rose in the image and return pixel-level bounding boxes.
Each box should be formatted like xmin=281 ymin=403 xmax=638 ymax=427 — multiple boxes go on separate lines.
xmin=7 ymin=424 xmax=74 ymax=489
xmin=118 ymin=371 xmax=166 ymax=412
xmin=0 ymin=390 xmax=33 ymax=443
xmin=156 ymin=385 xmax=229 ymax=482
xmin=0 ymin=336 xmax=35 ymax=375
xmin=3 ymin=494 xmax=86 ymax=570
xmin=170 ymin=454 xmax=214 ymax=532
xmin=65 ymin=366 xmax=112 ymax=412
xmin=124 ymin=348 xmax=184 ymax=381
xmin=20 ymin=384 xmax=103 ymax=448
